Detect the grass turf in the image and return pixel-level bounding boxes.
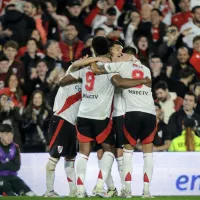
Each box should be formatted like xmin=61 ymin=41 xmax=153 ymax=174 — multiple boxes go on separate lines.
xmin=2 ymin=197 xmax=200 ymax=200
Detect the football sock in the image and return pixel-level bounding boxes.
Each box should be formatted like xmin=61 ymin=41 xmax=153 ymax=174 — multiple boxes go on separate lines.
xmin=96 ymin=152 xmax=115 ymax=190
xmin=116 ymin=156 xmax=124 ymax=189
xmin=123 ymin=149 xmax=133 ymax=192
xmin=64 ymin=158 xmax=76 ymax=192
xmin=46 ymin=157 xmax=59 ymax=193
xmin=76 ymin=153 xmax=88 ymax=193
xmin=143 ymin=153 xmax=153 ymax=194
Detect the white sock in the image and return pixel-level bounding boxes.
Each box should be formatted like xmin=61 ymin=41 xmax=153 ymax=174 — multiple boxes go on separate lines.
xmin=96 ymin=152 xmax=115 ymax=190
xmin=76 ymin=153 xmax=88 ymax=193
xmin=123 ymin=149 xmax=133 ymax=192
xmin=98 ymin=159 xmax=115 ymax=191
xmin=46 ymin=157 xmax=59 ymax=193
xmin=116 ymin=156 xmax=124 ymax=189
xmin=64 ymin=158 xmax=76 ymax=192
xmin=143 ymin=153 xmax=153 ymax=194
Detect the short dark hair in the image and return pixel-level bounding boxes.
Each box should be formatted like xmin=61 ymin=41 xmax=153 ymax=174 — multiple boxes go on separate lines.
xmin=193 ymin=35 xmax=200 ymax=44
xmin=45 ymin=0 xmax=57 ymax=8
xmin=44 ymin=40 xmax=57 ymax=51
xmin=106 ymin=7 xmax=117 ymax=16
xmin=94 ymin=27 xmax=105 ymax=36
xmin=122 ymin=46 xmax=137 ymax=56
xmin=154 ymin=81 xmax=168 ymax=91
xmin=184 ymin=92 xmax=197 ymax=103
xmin=192 ymin=6 xmax=200 ymax=13
xmin=0 ymin=124 xmax=13 ymax=134
xmin=150 ymin=54 xmax=161 ymax=60
xmin=92 ymin=36 xmax=109 ymax=56
xmin=25 ymin=0 xmax=38 ymax=8
xmin=0 ymin=54 xmax=9 ymax=62
xmin=180 ymin=67 xmax=194 ymax=79
xmin=4 ymin=40 xmax=18 ymax=50
xmin=152 ymin=8 xmax=162 ymax=16
xmin=27 ymin=37 xmax=38 ymax=47
xmin=110 ymin=41 xmax=123 ymax=48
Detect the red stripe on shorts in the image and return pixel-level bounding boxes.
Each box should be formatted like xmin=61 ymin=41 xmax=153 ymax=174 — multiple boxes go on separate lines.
xmin=57 ymin=91 xmax=82 ymax=115
xmin=76 ymin=126 xmax=94 ymax=143
xmin=141 ymin=124 xmax=158 ymax=144
xmin=96 ymin=119 xmax=112 ymax=144
xmin=49 ymin=119 xmax=64 ymax=149
xmin=123 ymin=124 xmax=137 ymax=146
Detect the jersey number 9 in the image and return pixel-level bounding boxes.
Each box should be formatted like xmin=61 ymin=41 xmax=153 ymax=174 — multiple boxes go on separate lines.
xmin=85 ymin=72 xmax=95 ymax=91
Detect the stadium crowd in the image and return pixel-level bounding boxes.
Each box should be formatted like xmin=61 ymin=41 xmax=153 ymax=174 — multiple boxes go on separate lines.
xmin=0 ymin=0 xmax=200 ymax=153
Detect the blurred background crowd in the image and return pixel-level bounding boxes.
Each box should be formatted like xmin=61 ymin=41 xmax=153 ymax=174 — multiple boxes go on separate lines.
xmin=0 ymin=0 xmax=200 ymax=152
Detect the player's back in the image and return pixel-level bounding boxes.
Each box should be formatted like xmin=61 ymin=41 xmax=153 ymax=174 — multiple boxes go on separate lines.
xmin=77 ymin=67 xmax=115 ymax=120
xmin=53 ymin=83 xmax=82 ymax=125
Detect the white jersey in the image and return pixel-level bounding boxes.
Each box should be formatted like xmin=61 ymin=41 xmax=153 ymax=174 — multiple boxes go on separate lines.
xmin=113 ymin=88 xmax=125 ymax=117
xmin=105 ymin=61 xmax=156 ymax=115
xmin=53 ymin=83 xmax=82 ymax=125
xmin=70 ymin=67 xmax=116 ymax=120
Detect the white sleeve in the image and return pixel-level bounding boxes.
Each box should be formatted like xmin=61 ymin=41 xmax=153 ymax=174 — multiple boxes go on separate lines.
xmin=104 ymin=62 xmax=123 ymax=73
xmin=70 ymin=68 xmax=85 ymax=80
xmin=144 ymin=66 xmax=152 ymax=80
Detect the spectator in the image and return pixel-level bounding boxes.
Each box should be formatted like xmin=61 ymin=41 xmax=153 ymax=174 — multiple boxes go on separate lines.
xmin=169 ymin=118 xmax=200 ymax=151
xmin=190 ymin=35 xmax=200 ymax=77
xmin=171 ymin=46 xmax=193 ymax=80
xmin=59 ymin=24 xmax=84 ymax=63
xmin=0 ymin=74 xmax=27 ymax=109
xmin=94 ymin=27 xmax=106 ymax=37
xmin=0 ymin=55 xmax=9 ymax=90
xmin=171 ymin=0 xmax=192 ymax=30
xmin=154 ymin=0 xmax=176 ymax=25
xmin=22 ymin=90 xmax=52 ymax=152
xmin=20 ymin=38 xmax=43 ymax=81
xmin=93 ymin=7 xmax=124 ymax=42
xmin=194 ymin=83 xmax=200 ymax=114
xmin=45 ymin=0 xmax=69 ymax=31
xmin=0 ymin=124 xmax=36 ymax=196
xmin=168 ymin=92 xmax=200 ymax=139
xmin=169 ymin=67 xmax=195 ymax=98
xmin=3 ymin=41 xmax=24 ymax=85
xmin=124 ymin=9 xmax=141 ymax=49
xmin=149 ymin=55 xmax=168 ymax=91
xmin=136 ymin=35 xmax=150 ymax=60
xmin=1 ymin=3 xmax=36 ymax=47
xmin=81 ymin=35 xmax=94 ymax=57
xmin=64 ymin=0 xmax=89 ymax=41
xmin=0 ymin=94 xmax=23 ymax=148
xmin=23 ymin=0 xmax=47 ymax=45
xmin=154 ymin=81 xmax=183 ymax=124
xmin=153 ymin=102 xmax=171 ymax=151
xmin=180 ymin=6 xmax=200 ymax=49
xmin=24 ymin=60 xmax=50 ymax=100
xmin=44 ymin=40 xmax=68 ymax=73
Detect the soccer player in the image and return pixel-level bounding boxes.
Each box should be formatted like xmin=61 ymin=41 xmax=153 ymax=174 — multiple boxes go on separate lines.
xmin=60 ymin=37 xmax=150 ymax=198
xmin=91 ymin=46 xmax=156 ymax=198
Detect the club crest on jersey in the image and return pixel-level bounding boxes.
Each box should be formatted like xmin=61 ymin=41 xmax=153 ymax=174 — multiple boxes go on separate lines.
xmin=57 ymin=146 xmax=63 ymax=154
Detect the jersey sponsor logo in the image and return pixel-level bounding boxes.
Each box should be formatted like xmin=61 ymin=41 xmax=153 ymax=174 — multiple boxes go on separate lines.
xmin=128 ymin=90 xmax=149 ymax=95
xmin=75 ymin=85 xmax=81 ymax=92
xmin=57 ymin=146 xmax=63 ymax=154
xmin=82 ymin=93 xmax=98 ymax=99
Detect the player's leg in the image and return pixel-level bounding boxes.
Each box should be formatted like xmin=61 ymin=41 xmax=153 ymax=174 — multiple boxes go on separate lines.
xmin=63 ymin=121 xmax=78 ymax=196
xmin=45 ymin=115 xmax=62 ymax=197
xmin=140 ymin=113 xmax=157 ymax=198
xmin=122 ymin=112 xmax=140 ymax=198
xmin=76 ymin=117 xmax=93 ymax=197
xmin=0 ymin=177 xmax=16 ymax=196
xmin=9 ymin=176 xmax=36 ymax=196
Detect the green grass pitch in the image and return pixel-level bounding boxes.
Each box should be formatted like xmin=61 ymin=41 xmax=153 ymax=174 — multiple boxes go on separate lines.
xmin=2 ymin=197 xmax=200 ymax=200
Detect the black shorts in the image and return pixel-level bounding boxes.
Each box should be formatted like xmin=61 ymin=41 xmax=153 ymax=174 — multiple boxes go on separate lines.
xmin=77 ymin=117 xmax=113 ymax=144
xmin=94 ymin=116 xmax=124 ymax=151
xmin=123 ymin=111 xmax=157 ymax=146
xmin=47 ymin=115 xmax=77 ymax=158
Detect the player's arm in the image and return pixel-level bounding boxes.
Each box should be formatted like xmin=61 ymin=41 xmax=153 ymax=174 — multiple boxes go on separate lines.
xmin=69 ymin=56 xmax=111 ymax=72
xmin=59 ymin=74 xmax=80 ymax=87
xmin=111 ymin=74 xmax=151 ymax=89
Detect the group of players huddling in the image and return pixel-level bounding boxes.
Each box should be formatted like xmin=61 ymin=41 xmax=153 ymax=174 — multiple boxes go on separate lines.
xmin=44 ymin=36 xmax=156 ymax=198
